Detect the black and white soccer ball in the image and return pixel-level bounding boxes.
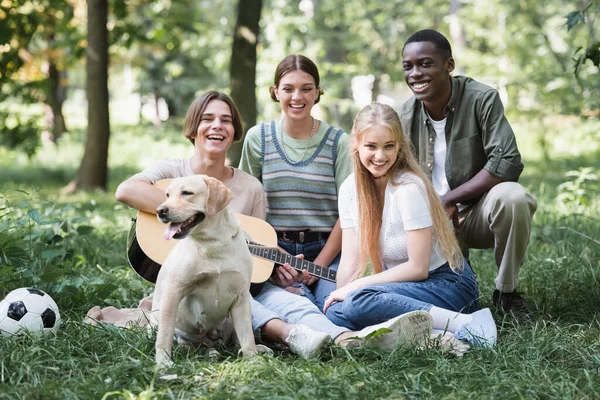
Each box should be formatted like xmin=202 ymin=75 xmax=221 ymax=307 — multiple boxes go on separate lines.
xmin=0 ymin=288 xmax=61 ymax=337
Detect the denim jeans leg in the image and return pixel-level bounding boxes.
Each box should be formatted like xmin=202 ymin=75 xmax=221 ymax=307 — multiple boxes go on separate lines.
xmin=325 ymin=262 xmax=481 ymax=330
xmin=309 ymin=253 xmax=339 ymax=312
xmin=325 ymin=286 xmax=432 ymax=330
xmin=450 ymin=260 xmax=481 ymax=313
xmin=368 ymin=262 xmax=479 ymax=314
xmin=253 ymin=282 xmax=348 ymax=338
xmin=325 ymin=301 xmax=362 ymax=331
xmin=277 ymin=238 xmax=335 ymax=309
xmin=277 ymin=239 xmax=323 ymax=261
xmin=277 ymin=239 xmax=317 ymax=304
xmin=251 ymin=297 xmax=280 ymax=332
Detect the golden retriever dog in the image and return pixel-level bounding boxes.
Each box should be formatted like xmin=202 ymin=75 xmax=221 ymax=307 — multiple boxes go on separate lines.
xmin=151 ymin=175 xmax=257 ymax=368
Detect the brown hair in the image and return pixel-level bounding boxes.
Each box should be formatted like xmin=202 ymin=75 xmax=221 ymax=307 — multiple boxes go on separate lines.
xmin=183 ymin=91 xmax=244 ymax=144
xmin=350 ymin=103 xmax=463 ymax=277
xmin=269 ymin=55 xmax=325 ymax=104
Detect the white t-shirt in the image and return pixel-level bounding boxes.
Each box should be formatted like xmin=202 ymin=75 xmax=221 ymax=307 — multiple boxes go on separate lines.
xmin=139 ymin=158 xmax=267 ymax=220
xmin=338 ymin=172 xmax=447 ymax=271
xmin=429 ymin=117 xmax=451 ymax=198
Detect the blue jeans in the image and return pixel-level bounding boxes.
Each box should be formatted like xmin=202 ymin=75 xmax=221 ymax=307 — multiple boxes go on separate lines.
xmin=251 ymin=282 xmax=348 ymax=339
xmin=278 ymin=238 xmax=339 ymax=312
xmin=325 ymin=261 xmax=480 ymax=331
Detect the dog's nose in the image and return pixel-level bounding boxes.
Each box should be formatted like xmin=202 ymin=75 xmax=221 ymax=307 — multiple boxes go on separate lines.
xmin=157 ymin=206 xmax=168 ymax=217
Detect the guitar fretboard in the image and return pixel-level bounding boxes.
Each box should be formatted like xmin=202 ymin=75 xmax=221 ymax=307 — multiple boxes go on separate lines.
xmin=247 ymin=242 xmax=337 ymax=282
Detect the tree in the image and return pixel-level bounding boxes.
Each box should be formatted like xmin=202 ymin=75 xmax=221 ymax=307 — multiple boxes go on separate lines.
xmin=44 ymin=3 xmax=78 ymax=142
xmin=306 ymin=0 xmax=449 ymax=127
xmin=565 ymin=1 xmax=599 ymax=77
xmin=228 ymin=0 xmax=263 ymax=167
xmin=65 ymin=0 xmax=110 ymax=192
xmin=108 ymin=0 xmax=236 ymax=125
xmin=0 ymin=0 xmax=80 ymax=151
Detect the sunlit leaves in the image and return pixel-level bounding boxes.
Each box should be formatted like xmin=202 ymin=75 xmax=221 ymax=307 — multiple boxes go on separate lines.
xmin=564 ymin=2 xmax=600 ymax=77
xmin=573 ymin=41 xmax=600 ymax=76
xmin=564 ymin=11 xmax=586 ymax=31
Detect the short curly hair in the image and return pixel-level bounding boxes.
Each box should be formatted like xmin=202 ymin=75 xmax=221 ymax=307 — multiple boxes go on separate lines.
xmin=403 ymin=29 xmax=453 ymax=60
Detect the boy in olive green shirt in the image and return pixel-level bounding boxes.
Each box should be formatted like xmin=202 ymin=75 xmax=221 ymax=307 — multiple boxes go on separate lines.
xmin=399 ymin=29 xmax=537 ymax=316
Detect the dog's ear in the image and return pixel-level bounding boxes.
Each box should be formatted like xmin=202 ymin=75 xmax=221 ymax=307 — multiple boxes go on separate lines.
xmin=203 ymin=176 xmax=232 ymax=216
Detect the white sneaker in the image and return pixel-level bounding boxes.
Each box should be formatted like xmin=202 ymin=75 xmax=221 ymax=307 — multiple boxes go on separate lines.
xmin=454 ymin=308 xmax=497 ymax=347
xmin=284 ymin=324 xmax=332 ymax=360
xmin=343 ymin=311 xmax=433 ymax=350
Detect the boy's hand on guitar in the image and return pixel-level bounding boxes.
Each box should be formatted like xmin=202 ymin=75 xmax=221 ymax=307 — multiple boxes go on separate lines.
xmin=285 ymin=254 xmax=318 ymax=286
xmin=271 ymin=254 xmax=317 ymax=287
xmin=298 ymin=269 xmax=318 ymax=286
xmin=271 ymin=261 xmax=300 ymax=288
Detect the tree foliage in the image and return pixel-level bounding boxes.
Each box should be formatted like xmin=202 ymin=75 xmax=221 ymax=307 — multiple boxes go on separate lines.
xmin=110 ymin=0 xmax=237 ymax=118
xmin=0 ymin=0 xmax=81 ymax=146
xmin=2 ymin=0 xmax=598 ymax=168
xmin=565 ymin=1 xmax=599 ymax=77
xmin=228 ymin=0 xmax=263 ymax=167
xmin=67 ymin=0 xmax=110 ymax=191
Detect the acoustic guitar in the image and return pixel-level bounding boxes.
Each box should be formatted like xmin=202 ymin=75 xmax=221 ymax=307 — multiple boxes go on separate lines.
xmin=126 ymin=179 xmax=337 ymax=284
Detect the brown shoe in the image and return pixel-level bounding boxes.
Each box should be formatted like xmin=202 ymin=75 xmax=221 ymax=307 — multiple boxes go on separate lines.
xmin=492 ymin=289 xmax=532 ymax=318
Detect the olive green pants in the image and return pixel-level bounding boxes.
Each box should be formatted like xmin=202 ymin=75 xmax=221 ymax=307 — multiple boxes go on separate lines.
xmin=458 ymin=182 xmax=538 ymax=292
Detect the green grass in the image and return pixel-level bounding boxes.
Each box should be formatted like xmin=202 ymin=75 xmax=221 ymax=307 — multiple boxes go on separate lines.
xmin=1 ymin=115 xmax=599 ymax=399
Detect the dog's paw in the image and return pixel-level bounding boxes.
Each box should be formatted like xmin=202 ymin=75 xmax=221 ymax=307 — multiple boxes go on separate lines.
xmin=156 ymin=359 xmax=174 ymax=370
xmin=238 ymin=348 xmax=254 ymax=358
xmin=207 ymin=348 xmax=221 ymax=359
xmin=156 ymin=354 xmax=174 ymax=370
xmin=256 ymin=344 xmax=274 ymax=357
xmin=238 ymin=344 xmax=272 ymax=358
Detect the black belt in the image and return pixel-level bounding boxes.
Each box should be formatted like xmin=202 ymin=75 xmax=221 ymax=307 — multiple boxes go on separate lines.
xmin=277 ymin=231 xmax=330 ymax=244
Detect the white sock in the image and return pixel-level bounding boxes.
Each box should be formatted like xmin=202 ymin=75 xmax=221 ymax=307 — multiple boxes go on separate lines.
xmin=428 ymin=306 xmax=472 ymax=333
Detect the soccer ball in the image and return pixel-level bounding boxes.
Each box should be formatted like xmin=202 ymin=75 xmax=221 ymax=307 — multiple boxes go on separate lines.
xmin=0 ymin=288 xmax=61 ymax=337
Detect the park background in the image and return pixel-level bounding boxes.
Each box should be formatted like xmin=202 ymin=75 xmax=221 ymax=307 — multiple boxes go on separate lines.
xmin=0 ymin=0 xmax=599 ymax=398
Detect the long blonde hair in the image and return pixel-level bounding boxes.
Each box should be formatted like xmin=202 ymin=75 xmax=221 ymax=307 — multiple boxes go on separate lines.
xmin=350 ymin=103 xmax=463 ymax=277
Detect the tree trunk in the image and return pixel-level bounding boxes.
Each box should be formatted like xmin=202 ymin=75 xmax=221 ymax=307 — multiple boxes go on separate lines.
xmin=227 ymin=0 xmax=262 ymax=167
xmin=313 ymin=1 xmax=353 ymax=129
xmin=48 ymin=61 xmax=68 ymax=142
xmin=45 ymin=13 xmax=68 ymax=143
xmin=66 ymin=0 xmax=110 ymax=192
xmin=152 ymin=90 xmax=162 ymax=126
xmin=449 ymin=0 xmax=466 ymax=74
xmin=164 ymin=96 xmax=177 ymax=118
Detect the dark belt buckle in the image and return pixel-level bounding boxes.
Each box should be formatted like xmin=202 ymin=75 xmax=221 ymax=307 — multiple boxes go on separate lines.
xmin=281 ymin=231 xmax=308 ymax=243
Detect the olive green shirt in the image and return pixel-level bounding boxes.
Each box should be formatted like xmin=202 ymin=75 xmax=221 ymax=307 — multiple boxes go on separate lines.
xmin=399 ymin=76 xmax=523 ymax=204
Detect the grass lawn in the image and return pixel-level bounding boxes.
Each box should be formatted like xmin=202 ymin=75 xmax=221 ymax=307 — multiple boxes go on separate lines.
xmin=0 ymin=115 xmax=599 ymax=399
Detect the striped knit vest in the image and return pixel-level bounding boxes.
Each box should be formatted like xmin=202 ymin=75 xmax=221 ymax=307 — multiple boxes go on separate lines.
xmin=260 ymin=120 xmax=343 ymax=232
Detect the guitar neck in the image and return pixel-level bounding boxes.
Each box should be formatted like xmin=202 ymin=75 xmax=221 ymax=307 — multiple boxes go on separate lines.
xmin=247 ymin=243 xmax=337 ymax=283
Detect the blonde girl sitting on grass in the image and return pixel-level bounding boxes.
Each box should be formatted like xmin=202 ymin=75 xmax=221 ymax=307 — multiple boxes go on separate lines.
xmin=323 ymin=103 xmax=497 ymax=347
